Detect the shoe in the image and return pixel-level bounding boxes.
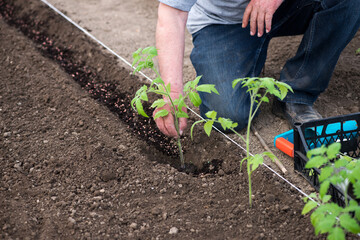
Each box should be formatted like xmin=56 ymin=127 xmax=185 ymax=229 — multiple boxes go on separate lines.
xmin=272 ymin=98 xmax=322 ymax=126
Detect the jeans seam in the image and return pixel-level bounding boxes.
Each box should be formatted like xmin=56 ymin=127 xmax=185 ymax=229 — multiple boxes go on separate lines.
xmin=294 ymin=14 xmax=316 ymax=80
xmin=251 ymin=36 xmax=267 ymax=77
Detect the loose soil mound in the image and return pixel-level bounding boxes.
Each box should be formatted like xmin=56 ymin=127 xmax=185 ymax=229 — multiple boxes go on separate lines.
xmin=0 ymin=0 xmax=359 ymax=239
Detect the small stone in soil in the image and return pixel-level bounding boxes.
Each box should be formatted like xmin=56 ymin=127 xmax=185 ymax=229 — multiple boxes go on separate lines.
xmin=169 ymin=227 xmax=179 ymax=234
xmin=129 ymin=222 xmax=137 ymax=229
xmin=3 ymin=132 xmax=11 ymax=137
xmin=68 ymin=217 xmax=76 ymax=224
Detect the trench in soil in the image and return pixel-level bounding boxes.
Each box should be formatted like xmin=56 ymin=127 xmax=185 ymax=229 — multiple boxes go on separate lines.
xmin=0 ymin=0 xmax=228 ymax=174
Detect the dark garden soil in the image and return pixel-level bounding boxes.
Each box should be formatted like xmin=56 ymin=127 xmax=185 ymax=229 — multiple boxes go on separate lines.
xmin=0 ymin=0 xmax=359 ymax=239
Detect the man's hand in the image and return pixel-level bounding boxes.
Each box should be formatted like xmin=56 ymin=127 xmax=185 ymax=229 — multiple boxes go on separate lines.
xmin=242 ymin=0 xmax=284 ymax=37
xmin=153 ymin=92 xmax=187 ymax=138
xmin=156 ymin=3 xmax=188 ymax=138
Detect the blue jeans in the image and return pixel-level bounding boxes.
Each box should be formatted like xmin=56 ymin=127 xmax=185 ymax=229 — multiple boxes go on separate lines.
xmin=190 ymin=0 xmax=360 ymax=131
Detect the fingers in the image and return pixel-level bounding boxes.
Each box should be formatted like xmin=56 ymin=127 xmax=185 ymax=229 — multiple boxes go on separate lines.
xmin=249 ymin=7 xmax=258 ymax=36
xmin=178 ymin=117 xmax=187 ymax=136
xmin=242 ymin=0 xmax=276 ymax=37
xmin=155 ymin=113 xmax=177 ymax=137
xmin=257 ymin=10 xmax=265 ymax=37
xmin=153 ymin=107 xmax=177 ymax=137
xmin=153 ymin=106 xmax=188 ymax=138
xmin=265 ymin=12 xmax=273 ymax=33
xmin=242 ymin=3 xmax=252 ymax=29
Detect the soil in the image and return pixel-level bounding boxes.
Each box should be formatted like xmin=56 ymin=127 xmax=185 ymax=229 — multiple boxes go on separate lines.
xmin=0 ymin=0 xmax=359 ymax=239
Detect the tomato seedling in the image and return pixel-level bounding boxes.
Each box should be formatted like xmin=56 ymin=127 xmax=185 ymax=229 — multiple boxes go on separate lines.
xmin=302 ymin=142 xmax=360 ymax=240
xmin=192 ymin=77 xmax=293 ymax=206
xmin=131 ymin=46 xmax=218 ymax=168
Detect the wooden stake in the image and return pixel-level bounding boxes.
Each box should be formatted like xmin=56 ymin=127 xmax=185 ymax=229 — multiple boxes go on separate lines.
xmin=251 ymin=126 xmax=287 ymax=175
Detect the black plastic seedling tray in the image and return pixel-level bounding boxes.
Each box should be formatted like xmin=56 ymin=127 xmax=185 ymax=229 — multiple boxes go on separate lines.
xmin=293 ymin=112 xmax=360 ymax=206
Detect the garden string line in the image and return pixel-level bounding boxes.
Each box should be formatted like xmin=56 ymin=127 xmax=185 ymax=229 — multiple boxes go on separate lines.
xmin=39 ymin=0 xmax=317 ymax=204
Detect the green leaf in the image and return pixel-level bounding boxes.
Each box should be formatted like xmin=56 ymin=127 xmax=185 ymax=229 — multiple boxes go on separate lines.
xmin=262 ymin=152 xmax=276 ymax=162
xmin=268 ymin=88 xmax=281 ymax=99
xmin=314 ymin=214 xmax=336 ymax=235
xmin=328 ymin=227 xmax=345 ymax=240
xmin=152 ymin=77 xmax=164 ymax=85
xmin=302 ymin=200 xmax=318 ymax=215
xmin=326 ymin=142 xmax=341 ymax=159
xmin=193 ymin=76 xmax=202 ymax=87
xmin=319 ymin=180 xmax=330 ymax=199
xmin=356 ymin=48 xmax=360 ymax=55
xmin=204 ymin=120 xmax=214 ymax=137
xmin=276 ymin=84 xmax=290 ymax=100
xmin=355 ymin=208 xmax=360 ymax=221
xmin=134 ymin=61 xmax=146 ymax=73
xmin=353 ymin=181 xmax=360 ymax=199
xmin=177 ymin=98 xmax=187 ymax=112
xmin=165 ymin=83 xmax=171 ymax=93
xmin=330 ymin=175 xmax=345 ymax=185
xmin=141 ymin=46 xmax=157 ymax=56
xmin=132 ymin=55 xmax=141 ymax=68
xmin=260 ymin=96 xmax=269 ymax=103
xmin=349 ymin=166 xmax=360 ymax=182
xmin=307 ymin=145 xmax=327 ymax=159
xmin=132 ymin=48 xmax=142 ymax=66
xmin=196 ymin=84 xmax=219 ymax=94
xmin=335 ymin=158 xmax=350 ymax=168
xmin=151 ymin=99 xmax=167 ymax=109
xmin=153 ymin=109 xmax=169 ymax=120
xmin=260 ymin=77 xmax=275 ymax=91
xmin=135 ymin=85 xmax=147 ymax=97
xmin=176 ymin=111 xmax=189 ymax=118
xmin=135 ymin=99 xmax=149 ymax=118
xmin=218 ymin=118 xmax=234 ymax=131
xmin=183 ymin=81 xmax=192 ymax=92
xmin=344 ymin=200 xmax=360 ymax=212
xmin=319 ymin=166 xmax=334 ymax=182
xmin=189 ymin=92 xmax=202 ymax=107
xmin=277 ymin=81 xmax=293 ymax=92
xmin=232 ymin=78 xmax=244 ymax=89
xmin=305 ymin=155 xmax=328 ymax=169
xmin=311 ymin=210 xmax=325 ymax=227
xmin=303 ymin=192 xmax=318 ymax=203
xmin=250 ymin=154 xmax=264 ymax=172
xmin=322 ymin=195 xmax=331 ymax=203
xmin=140 ymin=90 xmax=148 ymax=101
xmin=131 ymin=97 xmax=138 ymax=111
xmin=339 ymin=213 xmax=360 ymax=234
xmin=205 ymin=111 xmax=217 ymax=120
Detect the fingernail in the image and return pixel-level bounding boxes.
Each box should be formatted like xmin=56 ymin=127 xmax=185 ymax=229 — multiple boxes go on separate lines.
xmin=258 ymin=32 xmax=261 ymax=37
xmin=250 ymin=31 xmax=254 ymax=36
xmin=266 ymin=29 xmax=269 ymax=33
xmin=179 ymin=130 xmax=183 ymax=135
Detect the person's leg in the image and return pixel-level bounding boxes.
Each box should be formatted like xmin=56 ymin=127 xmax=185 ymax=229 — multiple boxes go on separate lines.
xmin=271 ymin=0 xmax=360 ymax=105
xmin=190 ymin=24 xmax=269 ymax=131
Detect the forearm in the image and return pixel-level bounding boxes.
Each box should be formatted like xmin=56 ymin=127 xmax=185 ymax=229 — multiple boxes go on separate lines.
xmin=156 ymin=3 xmax=188 ymax=95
